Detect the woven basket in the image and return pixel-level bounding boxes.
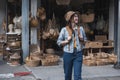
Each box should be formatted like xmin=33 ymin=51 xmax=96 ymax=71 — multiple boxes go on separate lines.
xmin=83 ymin=59 xmax=96 ymax=66
xmin=40 ymin=14 xmax=46 ymax=21
xmin=30 ymin=44 xmax=41 ymax=53
xmin=25 ymin=59 xmax=40 ymax=67
xmin=41 ymin=59 xmax=58 ymax=66
xmin=42 ymin=32 xmax=50 ymax=40
xmin=82 ymin=13 xmax=95 ymax=23
xmin=30 ymin=17 xmax=39 ymax=27
xmin=8 ymin=41 xmax=21 ymax=47
xmin=37 ymin=7 xmax=46 ymax=21
xmin=95 ymin=59 xmax=105 ymax=66
xmin=46 ymin=48 xmax=55 ymax=54
xmin=37 ymin=7 xmax=46 ymax=16
xmin=25 ymin=57 xmax=40 ymax=67
xmin=10 ymin=60 xmax=20 ymax=66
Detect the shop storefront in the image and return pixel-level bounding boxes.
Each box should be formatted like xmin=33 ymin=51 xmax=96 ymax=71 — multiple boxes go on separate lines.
xmin=0 ymin=0 xmax=120 ymax=68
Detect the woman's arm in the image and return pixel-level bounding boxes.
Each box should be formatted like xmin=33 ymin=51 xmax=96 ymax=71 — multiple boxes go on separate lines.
xmin=57 ymin=28 xmax=70 ymax=47
xmin=79 ymin=27 xmax=87 ymax=42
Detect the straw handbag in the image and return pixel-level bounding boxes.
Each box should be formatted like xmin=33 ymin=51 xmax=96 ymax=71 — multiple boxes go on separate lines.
xmin=30 ymin=17 xmax=39 ymax=27
xmin=82 ymin=13 xmax=95 ymax=23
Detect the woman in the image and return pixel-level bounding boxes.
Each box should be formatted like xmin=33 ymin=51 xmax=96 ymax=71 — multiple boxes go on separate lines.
xmin=57 ymin=11 xmax=87 ymax=80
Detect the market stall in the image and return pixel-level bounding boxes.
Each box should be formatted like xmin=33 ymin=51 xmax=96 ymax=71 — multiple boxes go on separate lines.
xmin=0 ymin=0 xmax=117 ymax=67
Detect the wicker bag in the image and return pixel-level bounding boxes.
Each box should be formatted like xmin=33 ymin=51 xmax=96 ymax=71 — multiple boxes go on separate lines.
xmin=37 ymin=7 xmax=46 ymax=20
xmin=82 ymin=13 xmax=95 ymax=23
xmin=30 ymin=17 xmax=39 ymax=27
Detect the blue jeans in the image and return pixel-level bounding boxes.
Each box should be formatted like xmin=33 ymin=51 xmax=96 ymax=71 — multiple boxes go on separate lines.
xmin=63 ymin=50 xmax=83 ymax=80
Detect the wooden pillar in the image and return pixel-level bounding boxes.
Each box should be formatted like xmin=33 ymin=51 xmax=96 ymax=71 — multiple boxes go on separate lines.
xmin=22 ymin=0 xmax=29 ymax=61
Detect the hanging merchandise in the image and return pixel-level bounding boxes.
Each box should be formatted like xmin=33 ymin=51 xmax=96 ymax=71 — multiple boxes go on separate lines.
xmin=103 ymin=20 xmax=108 ymax=33
xmin=30 ymin=17 xmax=39 ymax=27
xmin=50 ymin=13 xmax=59 ymax=40
xmin=37 ymin=7 xmax=46 ymax=21
xmin=30 ymin=0 xmax=38 ymax=44
xmin=30 ymin=0 xmax=38 ymax=27
xmin=81 ymin=13 xmax=95 ymax=23
xmin=49 ymin=13 xmax=56 ymax=36
xmin=42 ymin=13 xmax=60 ymax=40
xmin=42 ymin=13 xmax=59 ymax=40
xmin=42 ymin=19 xmax=52 ymax=40
xmin=56 ymin=0 xmax=71 ymax=5
xmin=96 ymin=15 xmax=105 ymax=30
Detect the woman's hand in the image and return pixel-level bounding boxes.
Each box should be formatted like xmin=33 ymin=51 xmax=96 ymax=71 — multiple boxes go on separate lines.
xmin=60 ymin=36 xmax=72 ymax=46
xmin=67 ymin=36 xmax=72 ymax=42
xmin=79 ymin=35 xmax=84 ymax=42
xmin=60 ymin=40 xmax=69 ymax=46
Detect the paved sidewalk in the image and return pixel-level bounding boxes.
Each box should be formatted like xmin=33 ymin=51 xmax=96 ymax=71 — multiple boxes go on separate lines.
xmin=0 ymin=56 xmax=36 ymax=80
xmin=1 ymin=56 xmax=120 ymax=80
xmin=25 ymin=58 xmax=120 ymax=80
xmin=0 ymin=76 xmax=37 ymax=80
xmin=84 ymin=76 xmax=120 ymax=80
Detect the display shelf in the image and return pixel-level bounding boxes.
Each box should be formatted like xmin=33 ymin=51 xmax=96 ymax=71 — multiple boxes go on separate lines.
xmin=3 ymin=33 xmax=22 ymax=65
xmin=83 ymin=41 xmax=114 ymax=55
xmin=0 ymin=34 xmax=6 ymax=56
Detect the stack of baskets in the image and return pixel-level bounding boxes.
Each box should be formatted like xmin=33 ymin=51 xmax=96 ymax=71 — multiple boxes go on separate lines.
xmin=40 ymin=54 xmax=60 ymax=66
xmin=25 ymin=44 xmax=60 ymax=67
xmin=10 ymin=53 xmax=21 ymax=66
xmin=25 ymin=44 xmax=41 ymax=67
xmin=25 ymin=52 xmax=60 ymax=67
xmin=83 ymin=52 xmax=117 ymax=66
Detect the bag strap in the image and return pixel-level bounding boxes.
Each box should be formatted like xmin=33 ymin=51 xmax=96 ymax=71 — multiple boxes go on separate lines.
xmin=77 ymin=26 xmax=80 ymax=37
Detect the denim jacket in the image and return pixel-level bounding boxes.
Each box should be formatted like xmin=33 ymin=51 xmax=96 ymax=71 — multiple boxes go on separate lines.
xmin=57 ymin=26 xmax=87 ymax=53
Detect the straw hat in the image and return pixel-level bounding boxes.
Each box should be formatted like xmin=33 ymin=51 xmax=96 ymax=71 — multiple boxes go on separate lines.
xmin=65 ymin=11 xmax=75 ymax=22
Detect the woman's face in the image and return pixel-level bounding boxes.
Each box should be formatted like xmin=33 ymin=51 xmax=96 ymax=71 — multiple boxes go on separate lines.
xmin=73 ymin=14 xmax=79 ymax=24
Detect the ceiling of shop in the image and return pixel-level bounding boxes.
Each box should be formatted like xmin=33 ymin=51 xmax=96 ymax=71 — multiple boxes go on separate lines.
xmin=7 ymin=0 xmax=109 ymax=25
xmin=41 ymin=0 xmax=109 ymax=19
